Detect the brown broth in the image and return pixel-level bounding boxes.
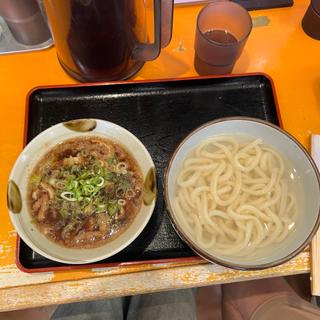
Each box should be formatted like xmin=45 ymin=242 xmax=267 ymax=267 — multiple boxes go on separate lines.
xmin=27 ymin=136 xmax=143 ymax=249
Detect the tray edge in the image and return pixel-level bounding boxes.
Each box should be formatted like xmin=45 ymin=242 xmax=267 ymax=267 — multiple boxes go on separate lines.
xmin=18 ymin=72 xmax=282 ymax=273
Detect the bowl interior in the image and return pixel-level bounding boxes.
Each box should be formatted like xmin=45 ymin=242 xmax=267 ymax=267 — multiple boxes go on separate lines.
xmin=9 ymin=119 xmax=156 ymax=264
xmin=166 ymin=118 xmax=320 ymax=268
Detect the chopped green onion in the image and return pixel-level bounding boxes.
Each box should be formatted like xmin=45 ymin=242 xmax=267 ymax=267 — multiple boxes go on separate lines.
xmin=72 ymin=180 xmax=79 ymax=189
xmin=74 ymin=188 xmax=82 ymax=200
xmin=105 ymin=172 xmax=113 ymax=181
xmin=96 ymin=177 xmax=104 ymax=187
xmin=61 ymin=191 xmax=76 ymax=202
xmin=83 ymin=185 xmax=95 ymax=195
xmin=107 ymin=202 xmax=119 ymax=217
xmin=71 ymin=166 xmax=80 ymax=174
xmin=56 ymin=157 xmax=131 ymax=219
xmin=96 ymin=203 xmax=107 ymax=213
xmin=31 ymin=175 xmax=41 ymax=186
xmin=93 ymin=164 xmax=102 ymax=174
xmin=107 ymin=157 xmax=117 ymax=165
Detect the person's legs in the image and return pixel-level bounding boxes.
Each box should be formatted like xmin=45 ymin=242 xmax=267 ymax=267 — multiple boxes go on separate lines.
xmin=49 ymin=288 xmax=196 ymax=320
xmin=221 ymin=276 xmax=320 ymax=320
xmin=222 ymin=277 xmax=295 ymax=319
xmin=51 ymin=297 xmax=126 ymax=320
xmin=126 ymin=289 xmax=197 ymax=320
xmin=195 ymin=285 xmax=222 ymax=320
xmin=0 ymin=306 xmax=56 ymax=320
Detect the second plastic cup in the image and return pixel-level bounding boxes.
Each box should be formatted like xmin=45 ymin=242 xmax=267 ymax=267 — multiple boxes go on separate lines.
xmin=194 ymin=1 xmax=252 ymax=75
xmin=0 ymin=0 xmax=51 ymax=45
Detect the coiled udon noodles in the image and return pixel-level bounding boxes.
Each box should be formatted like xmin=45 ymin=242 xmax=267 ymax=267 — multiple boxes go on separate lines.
xmin=173 ymin=136 xmax=298 ymax=257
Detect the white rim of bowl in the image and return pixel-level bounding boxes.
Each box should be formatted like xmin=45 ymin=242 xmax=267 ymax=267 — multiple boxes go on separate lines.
xmin=8 ymin=118 xmax=156 ymax=264
xmin=164 ymin=116 xmax=320 ymax=270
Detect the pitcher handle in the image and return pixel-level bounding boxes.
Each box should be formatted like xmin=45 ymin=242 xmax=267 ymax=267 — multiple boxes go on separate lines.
xmin=161 ymin=0 xmax=174 ymax=48
xmin=133 ymin=0 xmax=173 ymax=61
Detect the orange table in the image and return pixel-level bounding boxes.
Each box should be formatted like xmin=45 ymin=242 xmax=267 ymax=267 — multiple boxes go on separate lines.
xmin=0 ymin=0 xmax=319 ymax=311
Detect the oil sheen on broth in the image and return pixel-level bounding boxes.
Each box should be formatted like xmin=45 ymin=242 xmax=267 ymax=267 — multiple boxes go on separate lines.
xmin=173 ymin=135 xmax=301 ymax=259
xmin=28 ymin=136 xmax=143 ymax=249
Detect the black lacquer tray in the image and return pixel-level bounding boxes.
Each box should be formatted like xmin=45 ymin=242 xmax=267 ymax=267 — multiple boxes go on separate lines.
xmin=17 ymin=74 xmax=281 ymax=272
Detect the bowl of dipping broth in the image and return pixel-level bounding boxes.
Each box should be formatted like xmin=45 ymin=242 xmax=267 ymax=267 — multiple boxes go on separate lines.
xmin=8 ymin=119 xmax=157 ymax=264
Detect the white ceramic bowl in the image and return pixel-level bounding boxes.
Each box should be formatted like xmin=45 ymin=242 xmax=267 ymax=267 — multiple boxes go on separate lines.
xmin=164 ymin=117 xmax=320 ymax=270
xmin=7 ymin=119 xmax=156 ymax=264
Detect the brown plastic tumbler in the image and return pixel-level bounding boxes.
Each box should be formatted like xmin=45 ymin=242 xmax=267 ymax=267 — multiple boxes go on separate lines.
xmin=194 ymin=1 xmax=252 ymax=75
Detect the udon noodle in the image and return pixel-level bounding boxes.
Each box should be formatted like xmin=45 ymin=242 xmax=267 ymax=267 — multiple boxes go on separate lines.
xmin=173 ymin=136 xmax=298 ymax=257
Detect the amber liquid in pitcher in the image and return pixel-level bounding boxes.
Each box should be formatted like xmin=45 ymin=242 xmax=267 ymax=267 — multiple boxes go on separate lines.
xmin=45 ymin=0 xmax=144 ymax=82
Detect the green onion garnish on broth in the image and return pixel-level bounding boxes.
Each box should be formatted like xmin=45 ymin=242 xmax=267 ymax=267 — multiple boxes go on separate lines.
xmin=28 ymin=136 xmax=143 ymax=248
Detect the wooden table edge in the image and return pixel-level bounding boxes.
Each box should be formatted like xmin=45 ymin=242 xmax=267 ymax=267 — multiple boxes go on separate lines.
xmin=0 ymin=258 xmax=310 ymax=312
